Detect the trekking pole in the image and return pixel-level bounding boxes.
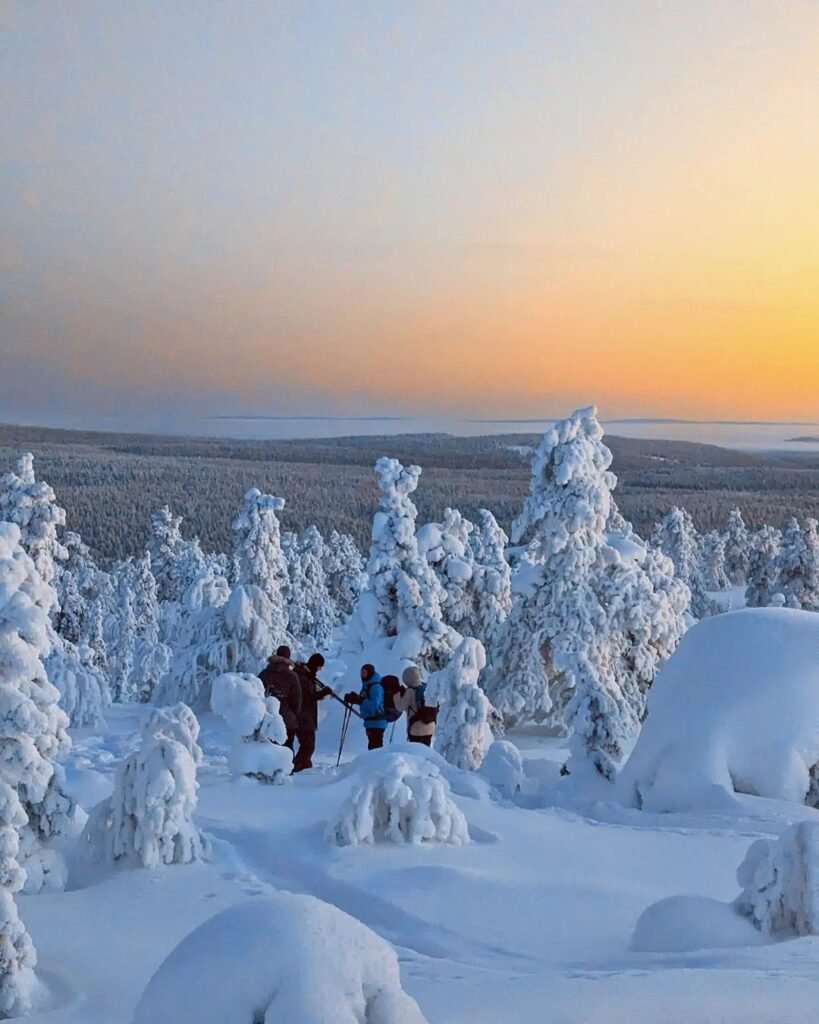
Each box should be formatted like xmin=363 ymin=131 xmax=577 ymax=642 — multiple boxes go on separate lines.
xmin=389 ymin=721 xmax=396 ymax=744
xmin=336 ymin=705 xmax=352 ymax=767
xmin=322 ymin=684 xmax=362 ymax=718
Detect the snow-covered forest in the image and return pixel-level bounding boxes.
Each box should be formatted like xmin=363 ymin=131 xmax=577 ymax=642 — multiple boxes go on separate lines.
xmin=1 ymin=406 xmax=819 ymax=1022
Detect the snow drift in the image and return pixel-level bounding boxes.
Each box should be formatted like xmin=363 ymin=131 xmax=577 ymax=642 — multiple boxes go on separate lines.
xmin=619 ymin=609 xmax=819 ymax=812
xmin=327 ymin=751 xmax=470 ymax=847
xmin=132 ymin=895 xmax=428 ymax=1024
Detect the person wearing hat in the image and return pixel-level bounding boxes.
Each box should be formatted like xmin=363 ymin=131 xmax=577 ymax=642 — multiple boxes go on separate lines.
xmin=394 ymin=665 xmax=436 ymax=746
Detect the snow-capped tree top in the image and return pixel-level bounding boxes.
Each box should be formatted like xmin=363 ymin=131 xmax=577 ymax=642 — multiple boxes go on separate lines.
xmin=512 ymin=406 xmax=615 ymax=548
xmin=0 ymin=453 xmax=67 ymax=588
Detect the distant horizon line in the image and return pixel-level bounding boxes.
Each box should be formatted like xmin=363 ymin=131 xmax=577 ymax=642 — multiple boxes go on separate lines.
xmin=213 ymin=414 xmax=819 ymax=427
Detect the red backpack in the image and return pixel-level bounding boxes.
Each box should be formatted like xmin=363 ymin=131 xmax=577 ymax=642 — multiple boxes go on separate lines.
xmin=380 ymin=675 xmax=403 ymax=723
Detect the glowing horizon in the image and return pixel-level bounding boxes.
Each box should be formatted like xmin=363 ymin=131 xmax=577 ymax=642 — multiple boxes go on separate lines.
xmin=1 ymin=2 xmax=817 ymax=431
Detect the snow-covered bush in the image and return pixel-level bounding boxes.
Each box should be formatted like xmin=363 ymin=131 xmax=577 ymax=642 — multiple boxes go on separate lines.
xmin=46 ymin=640 xmax=109 ymax=728
xmin=0 ymin=780 xmax=37 ymax=1018
xmin=132 ymin=895 xmax=428 ymax=1024
xmin=0 ymin=522 xmax=74 ymax=893
xmin=619 ymin=608 xmax=819 ymax=812
xmin=347 ymin=458 xmax=454 ymax=671
xmin=479 ymin=740 xmax=524 ymax=799
xmin=328 ymin=752 xmax=470 ymax=846
xmin=211 ymin=673 xmax=292 ymax=783
xmin=745 ymin=525 xmax=783 ymax=608
xmin=428 ymin=638 xmax=494 ymax=771
xmin=82 ymin=703 xmax=207 ymax=868
xmin=735 ymin=822 xmax=819 ymax=937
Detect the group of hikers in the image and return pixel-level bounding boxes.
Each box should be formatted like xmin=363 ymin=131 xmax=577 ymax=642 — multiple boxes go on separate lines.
xmin=258 ymin=646 xmax=438 ymax=771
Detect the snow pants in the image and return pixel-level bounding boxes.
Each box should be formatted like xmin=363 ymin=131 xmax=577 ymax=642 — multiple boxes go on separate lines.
xmin=366 ymin=728 xmax=385 ymax=750
xmin=292 ymin=728 xmax=316 ymax=771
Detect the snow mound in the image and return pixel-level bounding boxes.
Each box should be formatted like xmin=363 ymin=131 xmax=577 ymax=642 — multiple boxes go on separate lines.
xmin=631 ymin=895 xmax=765 ymax=953
xmin=619 ymin=609 xmax=819 ymax=812
xmin=212 ymin=673 xmax=292 ymax=783
xmin=132 ymin=895 xmax=428 ymax=1024
xmin=735 ymin=821 xmax=819 ymax=937
xmin=479 ymin=740 xmax=524 ymax=798
xmin=327 ymin=752 xmax=470 ymax=847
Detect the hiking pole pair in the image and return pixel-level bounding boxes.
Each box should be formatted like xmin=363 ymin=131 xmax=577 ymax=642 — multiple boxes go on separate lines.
xmin=336 ymin=703 xmax=355 ymax=767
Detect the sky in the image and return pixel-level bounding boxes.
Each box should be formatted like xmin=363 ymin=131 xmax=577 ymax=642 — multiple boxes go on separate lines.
xmin=1 ymin=1 xmax=818 ymax=435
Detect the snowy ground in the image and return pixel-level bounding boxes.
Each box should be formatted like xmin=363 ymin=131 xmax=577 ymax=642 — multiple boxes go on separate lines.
xmin=25 ymin=701 xmax=819 ymax=1024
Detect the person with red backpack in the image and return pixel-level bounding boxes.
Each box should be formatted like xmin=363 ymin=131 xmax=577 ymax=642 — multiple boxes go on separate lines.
xmin=394 ymin=665 xmax=438 ymax=746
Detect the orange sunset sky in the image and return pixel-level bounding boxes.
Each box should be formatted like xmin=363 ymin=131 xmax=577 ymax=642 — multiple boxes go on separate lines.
xmin=1 ymin=1 xmax=817 ymax=431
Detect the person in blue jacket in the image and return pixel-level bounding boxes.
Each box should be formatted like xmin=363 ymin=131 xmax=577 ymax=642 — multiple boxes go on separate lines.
xmin=345 ymin=664 xmax=386 ymax=750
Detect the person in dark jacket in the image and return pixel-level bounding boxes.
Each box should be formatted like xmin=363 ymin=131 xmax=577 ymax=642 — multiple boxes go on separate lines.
xmin=345 ymin=664 xmax=386 ymax=750
xmin=292 ymin=653 xmax=331 ymax=772
xmin=258 ymin=645 xmax=301 ymax=748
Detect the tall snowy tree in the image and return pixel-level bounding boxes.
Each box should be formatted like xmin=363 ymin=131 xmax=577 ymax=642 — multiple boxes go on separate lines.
xmin=286 ymin=526 xmax=337 ymax=651
xmin=488 ymin=408 xmax=635 ymax=776
xmin=348 ymin=458 xmax=453 ymax=670
xmin=466 ymin=509 xmax=512 ymax=651
xmin=651 ymin=507 xmax=711 ymax=618
xmin=428 ymin=638 xmax=494 ymax=771
xmin=416 ymin=507 xmax=476 ymax=630
xmin=777 ymin=518 xmax=819 ymax=611
xmin=700 ymin=530 xmax=730 ymax=592
xmin=724 ymin=508 xmax=750 ymax=585
xmin=323 ymin=530 xmax=366 ymax=620
xmin=0 ymin=453 xmax=67 ymax=590
xmin=130 ymin=553 xmax=171 ymax=702
xmin=233 ymin=488 xmax=290 ymax=648
xmin=147 ymin=506 xmax=210 ymax=605
xmin=0 ymin=780 xmax=37 ymax=1018
xmin=106 ymin=560 xmax=139 ymax=703
xmin=0 ymin=523 xmax=74 ymax=894
xmin=745 ymin=525 xmax=783 ymax=608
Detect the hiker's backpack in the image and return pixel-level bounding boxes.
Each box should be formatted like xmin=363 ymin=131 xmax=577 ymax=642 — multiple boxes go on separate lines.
xmin=411 ymin=683 xmax=439 ymax=727
xmin=380 ymin=675 xmax=402 ymax=723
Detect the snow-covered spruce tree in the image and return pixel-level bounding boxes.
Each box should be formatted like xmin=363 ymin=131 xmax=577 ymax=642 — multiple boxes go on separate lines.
xmin=777 ymin=518 xmax=819 ymax=612
xmin=106 ymin=559 xmax=139 ymax=703
xmin=735 ymin=822 xmax=819 ymax=937
xmin=349 ymin=458 xmax=453 ymax=670
xmin=488 ymin=408 xmax=635 ymax=776
xmin=0 ymin=780 xmax=37 ymax=1019
xmin=417 ymin=508 xmax=475 ymax=627
xmin=594 ymin=540 xmax=689 ymax=723
xmin=83 ymin=703 xmax=207 ymax=868
xmin=147 ymin=506 xmax=209 ymax=605
xmin=153 ymin=565 xmax=231 ymax=710
xmin=46 ymin=641 xmax=109 ymax=729
xmin=323 ymin=529 xmax=365 ymax=621
xmin=745 ymin=525 xmax=783 ymax=608
xmin=466 ymin=509 xmax=512 ymax=651
xmin=724 ymin=507 xmax=750 ymax=585
xmin=129 ymin=553 xmax=170 ymax=703
xmin=233 ymin=488 xmax=290 ymax=647
xmin=0 ymin=523 xmax=74 ymax=893
xmin=0 ymin=453 xmax=67 ymax=590
xmin=428 ymin=638 xmax=494 ymax=771
xmin=286 ymin=526 xmax=337 ymax=651
xmin=700 ymin=530 xmax=730 ymax=592
xmin=211 ymin=673 xmax=292 ymax=783
xmin=651 ymin=506 xmax=711 ymax=618
xmin=55 ymin=531 xmax=95 ymax=643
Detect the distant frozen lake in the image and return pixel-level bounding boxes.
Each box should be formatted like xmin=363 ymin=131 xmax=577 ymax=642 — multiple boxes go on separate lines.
xmin=198 ymin=415 xmax=819 ymax=452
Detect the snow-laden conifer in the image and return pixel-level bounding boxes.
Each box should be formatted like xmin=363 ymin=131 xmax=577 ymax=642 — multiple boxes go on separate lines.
xmin=745 ymin=525 xmax=783 ymax=608
xmin=724 ymin=507 xmax=750 ymax=585
xmin=777 ymin=518 xmax=819 ymax=611
xmin=83 ymin=703 xmax=207 ymax=868
xmin=0 ymin=523 xmax=74 ymax=893
xmin=233 ymin=488 xmax=290 ymax=646
xmin=0 ymin=453 xmax=67 ymax=589
xmin=735 ymin=822 xmax=819 ymax=937
xmin=286 ymin=526 xmax=337 ymax=651
xmin=323 ymin=529 xmax=365 ymax=620
xmin=428 ymin=638 xmax=494 ymax=771
xmin=651 ymin=507 xmax=711 ymax=618
xmin=0 ymin=780 xmax=37 ymax=1019
xmin=700 ymin=530 xmax=729 ymax=592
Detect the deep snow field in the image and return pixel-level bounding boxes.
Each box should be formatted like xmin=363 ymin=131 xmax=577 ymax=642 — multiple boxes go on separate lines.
xmin=25 ymin=697 xmax=819 ymax=1024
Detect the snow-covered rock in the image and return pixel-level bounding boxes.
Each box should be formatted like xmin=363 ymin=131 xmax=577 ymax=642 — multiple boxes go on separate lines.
xmin=211 ymin=672 xmax=292 ymax=783
xmin=327 ymin=752 xmax=470 ymax=847
xmin=735 ymin=822 xmax=819 ymax=937
xmin=132 ymin=895 xmax=428 ymax=1024
xmin=619 ymin=608 xmax=819 ymax=812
